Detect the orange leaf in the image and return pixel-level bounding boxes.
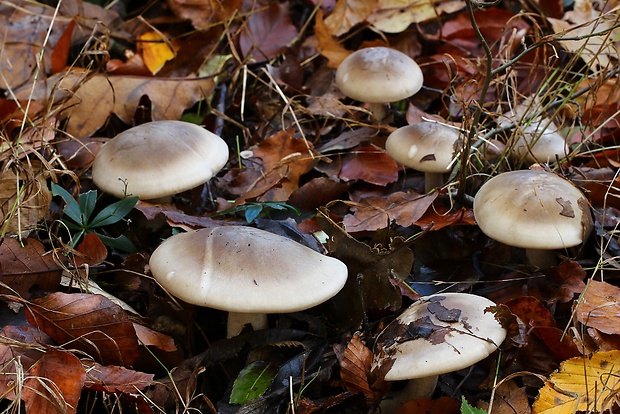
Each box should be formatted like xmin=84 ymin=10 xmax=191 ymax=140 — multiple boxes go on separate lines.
xmin=51 ymin=19 xmax=75 ymax=74
xmin=138 ymin=31 xmax=177 ymax=75
xmin=83 ymin=359 xmax=154 ymax=394
xmin=75 ymin=232 xmax=108 ymax=267
xmin=340 ymin=332 xmax=375 ymax=402
xmin=26 ymin=292 xmax=140 ymax=366
xmin=23 ymin=349 xmax=86 ymax=414
xmin=339 ymin=146 xmax=399 ymax=186
xmin=314 ymin=10 xmax=351 ymax=68
xmin=576 ymin=279 xmax=620 ymax=335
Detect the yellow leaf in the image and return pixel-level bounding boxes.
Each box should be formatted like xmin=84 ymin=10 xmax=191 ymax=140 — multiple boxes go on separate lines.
xmin=138 ymin=31 xmax=177 ymax=75
xmin=367 ymin=0 xmax=465 ymax=34
xmin=533 ymin=350 xmax=620 ymax=413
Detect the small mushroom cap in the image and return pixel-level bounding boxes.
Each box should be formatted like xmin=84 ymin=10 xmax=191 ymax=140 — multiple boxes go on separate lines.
xmin=335 ymin=47 xmax=423 ymax=104
xmin=149 ymin=226 xmax=348 ymax=313
xmin=373 ymin=293 xmax=506 ymax=381
xmin=385 ymin=122 xmax=461 ymax=173
xmin=511 ymin=119 xmax=569 ymax=163
xmin=92 ymin=120 xmax=229 ymax=199
xmin=473 ymin=170 xmax=593 ymax=250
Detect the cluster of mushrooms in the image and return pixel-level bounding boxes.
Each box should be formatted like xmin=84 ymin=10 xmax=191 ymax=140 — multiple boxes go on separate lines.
xmin=85 ymin=45 xmax=593 ymax=411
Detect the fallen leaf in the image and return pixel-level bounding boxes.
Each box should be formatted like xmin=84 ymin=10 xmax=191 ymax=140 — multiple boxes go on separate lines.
xmin=51 ymin=19 xmax=75 ymax=74
xmin=166 ymin=0 xmax=241 ymax=29
xmin=368 ymin=0 xmax=465 ymax=34
xmin=343 ymin=191 xmax=437 ymax=233
xmin=23 ymin=349 xmax=86 ymax=414
xmin=0 ymin=237 xmax=62 ymax=298
xmin=340 ymin=332 xmax=375 ymax=402
xmin=133 ymin=323 xmax=177 ymax=353
xmin=339 ymin=145 xmax=399 ymax=186
xmin=75 ymin=232 xmax=108 ymax=267
xmin=414 ymin=204 xmax=476 ymax=231
xmin=576 ymin=279 xmax=620 ymax=335
xmin=16 ymin=71 xmax=216 ymax=138
xmin=533 ymin=350 xmax=620 ymax=413
xmin=397 ymin=397 xmax=461 ymax=414
xmin=83 ymin=359 xmax=155 ymax=394
xmin=239 ymin=2 xmax=299 ymax=62
xmin=26 ymin=292 xmax=141 ymax=366
xmin=324 ymin=0 xmax=378 ymax=37
xmin=314 ymin=10 xmax=352 ymax=68
xmin=138 ymin=31 xmax=178 ymax=75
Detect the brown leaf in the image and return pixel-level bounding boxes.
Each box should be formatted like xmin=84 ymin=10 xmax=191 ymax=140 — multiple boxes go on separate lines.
xmin=339 ymin=145 xmax=399 ymax=186
xmin=324 ymin=0 xmax=378 ymax=37
xmin=343 ymin=191 xmax=437 ymax=233
xmin=23 ymin=349 xmax=86 ymax=414
xmin=83 ymin=359 xmax=155 ymax=394
xmin=167 ymin=0 xmax=240 ymax=29
xmin=314 ymin=10 xmax=352 ymax=68
xmin=340 ymin=332 xmax=375 ymax=402
xmin=576 ymin=279 xmax=620 ymax=335
xmin=414 ymin=204 xmax=476 ymax=231
xmin=75 ymin=232 xmax=108 ymax=267
xmin=133 ymin=323 xmax=177 ymax=353
xmin=26 ymin=292 xmax=141 ymax=366
xmin=239 ymin=2 xmax=299 ymax=62
xmin=0 ymin=237 xmax=62 ymax=297
xmin=51 ymin=19 xmax=75 ymax=74
xmin=17 ymin=71 xmax=216 ymax=138
xmin=397 ymin=397 xmax=461 ymax=414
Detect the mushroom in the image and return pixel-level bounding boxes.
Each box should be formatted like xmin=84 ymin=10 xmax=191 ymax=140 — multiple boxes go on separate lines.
xmin=335 ymin=47 xmax=423 ymax=121
xmin=473 ymin=170 xmax=593 ymax=268
xmin=372 ymin=293 xmax=506 ymax=413
xmin=385 ymin=121 xmax=461 ymax=192
xmin=510 ymin=119 xmax=569 ymax=164
xmin=92 ymin=120 xmax=229 ymax=201
xmin=149 ymin=225 xmax=348 ymax=337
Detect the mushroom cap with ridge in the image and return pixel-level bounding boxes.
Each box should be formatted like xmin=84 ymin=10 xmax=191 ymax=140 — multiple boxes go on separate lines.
xmin=92 ymin=120 xmax=229 ymax=199
xmin=385 ymin=122 xmax=461 ymax=173
xmin=373 ymin=293 xmax=506 ymax=381
xmin=149 ymin=226 xmax=348 ymax=313
xmin=335 ymin=47 xmax=423 ymax=104
xmin=473 ymin=170 xmax=593 ymax=250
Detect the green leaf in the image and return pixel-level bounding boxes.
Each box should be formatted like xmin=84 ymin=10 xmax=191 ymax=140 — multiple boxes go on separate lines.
xmin=229 ymin=361 xmax=275 ymax=405
xmin=96 ymin=232 xmax=136 ymax=253
xmin=78 ymin=190 xmax=98 ymax=223
xmin=244 ymin=204 xmax=264 ymax=222
xmin=89 ymin=196 xmax=138 ymax=228
xmin=461 ymin=396 xmax=487 ymax=414
xmin=51 ymin=182 xmax=84 ymax=225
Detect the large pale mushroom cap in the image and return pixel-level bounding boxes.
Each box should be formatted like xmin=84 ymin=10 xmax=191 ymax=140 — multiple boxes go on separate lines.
xmin=335 ymin=47 xmax=423 ymax=104
xmin=373 ymin=293 xmax=506 ymax=381
xmin=385 ymin=122 xmax=461 ymax=173
xmin=511 ymin=119 xmax=569 ymax=164
xmin=149 ymin=226 xmax=348 ymax=313
xmin=473 ymin=170 xmax=593 ymax=250
xmin=92 ymin=120 xmax=229 ymax=199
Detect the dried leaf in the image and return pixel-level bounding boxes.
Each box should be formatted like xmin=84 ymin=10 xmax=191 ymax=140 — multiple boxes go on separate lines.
xmin=343 ymin=191 xmax=437 ymax=233
xmin=138 ymin=31 xmax=177 ymax=75
xmin=414 ymin=204 xmax=476 ymax=231
xmin=51 ymin=19 xmax=75 ymax=74
xmin=397 ymin=397 xmax=461 ymax=414
xmin=340 ymin=332 xmax=375 ymax=402
xmin=23 ymin=349 xmax=86 ymax=414
xmin=314 ymin=10 xmax=352 ymax=68
xmin=339 ymin=145 xmax=399 ymax=186
xmin=83 ymin=360 xmax=155 ymax=394
xmin=0 ymin=237 xmax=62 ymax=297
xmin=368 ymin=0 xmax=465 ymax=34
xmin=576 ymin=279 xmax=620 ymax=335
xmin=16 ymin=71 xmax=215 ymax=138
xmin=133 ymin=323 xmax=177 ymax=352
xmin=239 ymin=2 xmax=299 ymax=62
xmin=26 ymin=292 xmax=140 ymax=366
xmin=167 ymin=0 xmax=241 ymax=29
xmin=533 ymin=350 xmax=620 ymax=413
xmin=324 ymin=0 xmax=378 ymax=37
xmin=75 ymin=232 xmax=108 ymax=267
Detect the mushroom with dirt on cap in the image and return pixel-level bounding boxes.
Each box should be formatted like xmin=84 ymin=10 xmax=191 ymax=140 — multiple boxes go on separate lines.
xmin=473 ymin=169 xmax=593 ymax=268
xmin=92 ymin=120 xmax=229 ymax=201
xmin=335 ymin=47 xmax=423 ymax=121
xmin=149 ymin=225 xmax=349 ymax=338
xmin=385 ymin=121 xmax=461 ymax=192
xmin=372 ymin=292 xmax=506 ymax=413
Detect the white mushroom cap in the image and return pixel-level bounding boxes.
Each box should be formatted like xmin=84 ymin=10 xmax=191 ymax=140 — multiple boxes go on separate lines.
xmin=373 ymin=293 xmax=506 ymax=381
xmin=149 ymin=226 xmax=348 ymax=313
xmin=92 ymin=120 xmax=229 ymax=199
xmin=385 ymin=122 xmax=461 ymax=173
xmin=473 ymin=170 xmax=593 ymax=250
xmin=335 ymin=47 xmax=423 ymax=104
xmin=511 ymin=119 xmax=569 ymax=164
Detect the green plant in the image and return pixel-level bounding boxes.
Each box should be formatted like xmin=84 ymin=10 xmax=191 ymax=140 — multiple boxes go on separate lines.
xmin=51 ymin=182 xmax=138 ymax=252
xmin=213 ymin=201 xmax=301 ymax=223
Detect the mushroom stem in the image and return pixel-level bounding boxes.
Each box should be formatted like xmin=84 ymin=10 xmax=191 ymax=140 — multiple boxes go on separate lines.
xmin=380 ymin=376 xmax=438 ymax=414
xmin=525 ymin=248 xmax=557 ymax=269
xmin=424 ymin=172 xmax=445 ymax=193
xmin=226 ymin=312 xmax=269 ymax=338
xmin=369 ymin=103 xmax=388 ymax=121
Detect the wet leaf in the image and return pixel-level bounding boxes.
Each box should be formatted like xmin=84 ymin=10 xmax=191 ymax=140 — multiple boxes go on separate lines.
xmin=533 ymin=350 xmax=620 ymax=413
xmin=26 ymin=292 xmax=140 ymax=366
xmin=23 ymin=349 xmax=85 ymax=414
